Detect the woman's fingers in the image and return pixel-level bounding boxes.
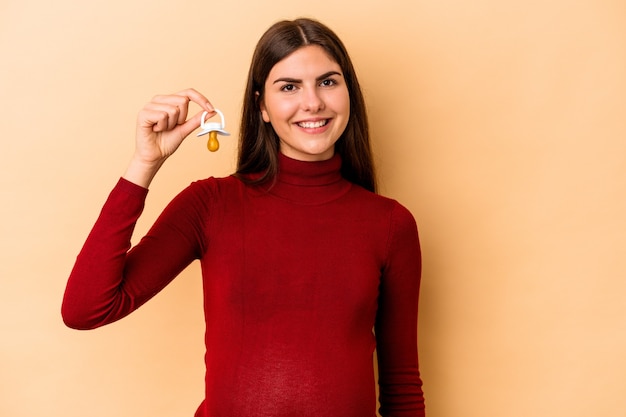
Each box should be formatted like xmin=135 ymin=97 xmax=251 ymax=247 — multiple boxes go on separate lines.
xmin=142 ymin=103 xmax=182 ymax=132
xmin=175 ymin=88 xmax=214 ymax=113
xmin=145 ymin=89 xmax=215 ymax=132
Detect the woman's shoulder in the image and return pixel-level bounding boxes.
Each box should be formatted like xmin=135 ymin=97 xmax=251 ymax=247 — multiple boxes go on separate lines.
xmin=349 ymin=185 xmax=418 ymax=231
xmin=349 ymin=184 xmax=413 ymax=213
xmin=166 ymin=175 xmax=245 ymax=210
xmin=184 ymin=174 xmax=244 ymax=194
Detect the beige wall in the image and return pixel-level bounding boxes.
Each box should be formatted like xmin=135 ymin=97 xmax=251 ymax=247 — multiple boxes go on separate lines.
xmin=2 ymin=0 xmax=625 ymax=416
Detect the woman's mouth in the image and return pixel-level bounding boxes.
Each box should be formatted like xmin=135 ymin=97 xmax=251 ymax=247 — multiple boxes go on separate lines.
xmin=297 ymin=119 xmax=329 ymax=129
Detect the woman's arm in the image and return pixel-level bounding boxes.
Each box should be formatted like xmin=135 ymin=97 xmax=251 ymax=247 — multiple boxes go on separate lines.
xmin=61 ymin=90 xmax=214 ymax=329
xmin=375 ymin=203 xmax=425 ymax=416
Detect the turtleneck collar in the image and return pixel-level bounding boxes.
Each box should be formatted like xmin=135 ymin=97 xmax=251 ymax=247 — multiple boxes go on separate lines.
xmin=259 ymin=152 xmax=352 ymax=205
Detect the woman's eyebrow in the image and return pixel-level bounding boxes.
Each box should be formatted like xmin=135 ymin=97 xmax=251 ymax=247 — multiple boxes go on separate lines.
xmin=272 ymin=71 xmax=343 ymax=84
xmin=316 ymin=71 xmax=342 ymax=81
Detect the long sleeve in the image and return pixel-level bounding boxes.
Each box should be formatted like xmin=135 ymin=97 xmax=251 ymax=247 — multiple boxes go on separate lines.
xmin=61 ymin=178 xmax=205 ymax=330
xmin=375 ymin=203 xmax=425 ymax=416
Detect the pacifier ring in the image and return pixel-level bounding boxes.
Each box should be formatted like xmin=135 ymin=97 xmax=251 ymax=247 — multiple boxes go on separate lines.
xmin=197 ymin=108 xmax=231 ymax=152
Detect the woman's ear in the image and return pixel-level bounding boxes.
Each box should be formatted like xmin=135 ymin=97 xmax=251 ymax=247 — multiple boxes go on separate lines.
xmin=256 ymin=91 xmax=271 ymax=123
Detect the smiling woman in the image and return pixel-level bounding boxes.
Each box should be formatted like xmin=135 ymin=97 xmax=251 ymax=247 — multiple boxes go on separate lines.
xmin=259 ymin=45 xmax=350 ymax=161
xmin=61 ymin=17 xmax=425 ymax=417
xmin=237 ymin=18 xmax=376 ymax=192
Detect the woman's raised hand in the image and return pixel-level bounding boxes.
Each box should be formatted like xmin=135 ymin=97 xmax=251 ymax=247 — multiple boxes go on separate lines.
xmin=124 ymin=89 xmax=215 ymax=187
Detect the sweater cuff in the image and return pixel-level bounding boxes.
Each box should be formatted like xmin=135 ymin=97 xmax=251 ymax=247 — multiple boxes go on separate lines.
xmin=98 ymin=178 xmax=149 ymax=218
xmin=116 ymin=177 xmax=150 ymax=199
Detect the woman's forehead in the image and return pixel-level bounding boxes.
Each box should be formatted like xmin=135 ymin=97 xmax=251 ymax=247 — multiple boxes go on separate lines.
xmin=267 ymin=45 xmax=341 ymax=81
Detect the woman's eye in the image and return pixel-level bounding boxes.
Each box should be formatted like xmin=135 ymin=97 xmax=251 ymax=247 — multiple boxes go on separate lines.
xmin=280 ymin=84 xmax=296 ymax=92
xmin=320 ymin=79 xmax=337 ymax=87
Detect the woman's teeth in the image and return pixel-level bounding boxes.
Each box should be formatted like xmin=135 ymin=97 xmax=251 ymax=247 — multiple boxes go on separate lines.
xmin=298 ymin=120 xmax=328 ymax=128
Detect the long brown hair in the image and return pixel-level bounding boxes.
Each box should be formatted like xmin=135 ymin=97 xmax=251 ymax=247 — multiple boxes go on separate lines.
xmin=236 ymin=18 xmax=377 ymax=193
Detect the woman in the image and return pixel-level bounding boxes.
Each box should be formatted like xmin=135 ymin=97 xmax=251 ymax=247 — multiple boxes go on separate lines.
xmin=62 ymin=18 xmax=425 ymax=417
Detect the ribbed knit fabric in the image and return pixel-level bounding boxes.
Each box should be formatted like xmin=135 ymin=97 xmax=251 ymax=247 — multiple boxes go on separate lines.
xmin=62 ymin=153 xmax=425 ymax=416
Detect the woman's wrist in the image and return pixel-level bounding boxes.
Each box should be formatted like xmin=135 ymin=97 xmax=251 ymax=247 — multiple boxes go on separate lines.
xmin=122 ymin=156 xmax=165 ymax=188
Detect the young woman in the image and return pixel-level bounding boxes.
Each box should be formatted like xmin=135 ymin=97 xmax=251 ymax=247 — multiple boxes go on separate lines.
xmin=62 ymin=18 xmax=425 ymax=417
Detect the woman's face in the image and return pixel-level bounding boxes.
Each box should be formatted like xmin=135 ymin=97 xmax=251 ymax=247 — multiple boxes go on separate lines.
xmin=260 ymin=45 xmax=350 ymax=161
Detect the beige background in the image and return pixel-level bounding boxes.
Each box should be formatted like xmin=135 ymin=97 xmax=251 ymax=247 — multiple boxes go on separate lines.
xmin=2 ymin=0 xmax=625 ymax=416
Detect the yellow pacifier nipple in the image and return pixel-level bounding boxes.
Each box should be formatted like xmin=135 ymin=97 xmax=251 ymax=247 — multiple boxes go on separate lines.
xmin=197 ymin=108 xmax=230 ymax=152
xmin=207 ymin=131 xmax=219 ymax=152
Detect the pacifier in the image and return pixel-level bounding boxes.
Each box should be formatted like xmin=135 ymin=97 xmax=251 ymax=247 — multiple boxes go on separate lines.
xmin=197 ymin=109 xmax=230 ymax=152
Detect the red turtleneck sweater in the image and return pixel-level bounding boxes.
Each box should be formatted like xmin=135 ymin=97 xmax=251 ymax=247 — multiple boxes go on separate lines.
xmin=62 ymin=153 xmax=425 ymax=416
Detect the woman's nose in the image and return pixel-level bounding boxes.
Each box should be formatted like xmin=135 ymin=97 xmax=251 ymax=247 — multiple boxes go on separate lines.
xmin=301 ymin=87 xmax=324 ymax=112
